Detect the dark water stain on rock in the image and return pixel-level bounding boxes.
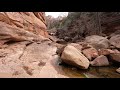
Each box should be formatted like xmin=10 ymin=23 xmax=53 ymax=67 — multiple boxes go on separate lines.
xmin=23 ymin=66 xmax=33 ymax=76
xmin=38 ymin=61 xmax=46 ymax=66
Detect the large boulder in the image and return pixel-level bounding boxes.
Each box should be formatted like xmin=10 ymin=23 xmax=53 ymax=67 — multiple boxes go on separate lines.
xmin=85 ymin=35 xmax=110 ymax=50
xmin=90 ymin=55 xmax=109 ymax=66
xmin=109 ymin=35 xmax=120 ymax=48
xmin=56 ymin=43 xmax=83 ymax=57
xmin=82 ymin=47 xmax=99 ymax=61
xmin=61 ymin=45 xmax=89 ymax=69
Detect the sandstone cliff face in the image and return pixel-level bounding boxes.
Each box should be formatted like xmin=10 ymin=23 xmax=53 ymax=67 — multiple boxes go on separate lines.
xmin=0 ymin=12 xmax=48 ymax=44
xmin=0 ymin=12 xmax=67 ymax=78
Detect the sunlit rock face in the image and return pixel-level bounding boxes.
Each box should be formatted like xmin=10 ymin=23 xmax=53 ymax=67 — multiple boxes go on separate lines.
xmin=0 ymin=12 xmax=48 ymax=42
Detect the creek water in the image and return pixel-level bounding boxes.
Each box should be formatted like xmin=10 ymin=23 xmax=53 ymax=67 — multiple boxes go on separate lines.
xmin=52 ymin=58 xmax=120 ymax=78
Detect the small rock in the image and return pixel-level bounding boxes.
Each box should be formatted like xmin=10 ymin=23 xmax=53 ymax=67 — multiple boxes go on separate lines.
xmin=82 ymin=47 xmax=99 ymax=61
xmin=90 ymin=55 xmax=109 ymax=66
xmin=98 ymin=49 xmax=115 ymax=56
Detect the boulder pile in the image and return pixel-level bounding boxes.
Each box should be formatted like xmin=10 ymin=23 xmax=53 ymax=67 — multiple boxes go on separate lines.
xmin=57 ymin=35 xmax=120 ymax=73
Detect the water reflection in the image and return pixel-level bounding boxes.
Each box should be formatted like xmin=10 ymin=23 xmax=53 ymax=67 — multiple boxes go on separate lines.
xmin=51 ymin=56 xmax=120 ymax=78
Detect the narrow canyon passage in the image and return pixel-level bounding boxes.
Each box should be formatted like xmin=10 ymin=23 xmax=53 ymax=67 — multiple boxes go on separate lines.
xmin=0 ymin=12 xmax=120 ymax=78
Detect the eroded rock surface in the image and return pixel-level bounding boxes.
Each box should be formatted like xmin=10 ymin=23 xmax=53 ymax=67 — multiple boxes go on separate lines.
xmin=0 ymin=12 xmax=47 ymax=36
xmin=0 ymin=12 xmax=48 ymax=45
xmin=0 ymin=41 xmax=65 ymax=78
